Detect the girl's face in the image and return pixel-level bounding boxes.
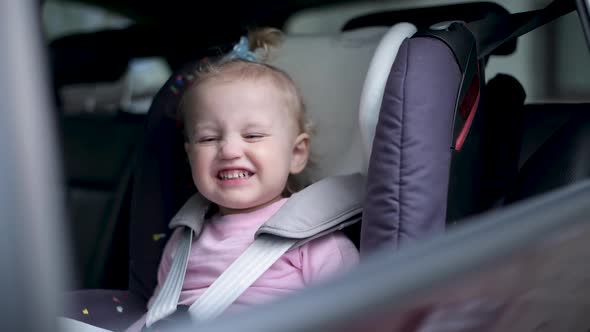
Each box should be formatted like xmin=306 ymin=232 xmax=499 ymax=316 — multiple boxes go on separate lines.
xmin=183 ymin=78 xmax=309 ymax=215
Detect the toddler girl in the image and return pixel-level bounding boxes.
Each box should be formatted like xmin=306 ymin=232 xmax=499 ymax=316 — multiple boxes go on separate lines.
xmin=128 ymin=27 xmax=359 ymax=331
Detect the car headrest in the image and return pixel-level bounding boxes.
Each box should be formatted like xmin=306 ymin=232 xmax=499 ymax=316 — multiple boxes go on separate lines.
xmin=269 ymin=24 xmax=416 ymax=178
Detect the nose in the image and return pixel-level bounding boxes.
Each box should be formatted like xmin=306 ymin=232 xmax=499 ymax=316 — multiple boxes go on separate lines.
xmin=218 ymin=136 xmax=243 ymax=160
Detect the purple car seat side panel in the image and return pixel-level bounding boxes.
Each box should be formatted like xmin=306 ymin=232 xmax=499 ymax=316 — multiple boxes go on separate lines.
xmin=361 ymin=37 xmax=460 ymax=254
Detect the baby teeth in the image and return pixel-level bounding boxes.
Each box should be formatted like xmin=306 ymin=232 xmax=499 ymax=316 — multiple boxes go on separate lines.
xmin=219 ymin=170 xmax=250 ymax=180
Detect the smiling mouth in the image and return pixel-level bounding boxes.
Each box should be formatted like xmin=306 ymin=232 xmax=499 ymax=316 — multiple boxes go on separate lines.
xmin=217 ymin=170 xmax=253 ymax=180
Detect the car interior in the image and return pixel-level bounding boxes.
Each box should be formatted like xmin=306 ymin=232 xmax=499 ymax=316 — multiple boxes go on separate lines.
xmin=1 ymin=0 xmax=590 ymax=331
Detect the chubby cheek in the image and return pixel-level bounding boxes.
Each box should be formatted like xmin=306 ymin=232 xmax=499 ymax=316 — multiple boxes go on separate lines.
xmin=191 ymin=162 xmax=207 ymax=188
xmin=254 ymin=142 xmax=292 ymax=178
xmin=250 ymin=143 xmax=278 ymax=166
xmin=187 ymin=150 xmax=214 ymax=189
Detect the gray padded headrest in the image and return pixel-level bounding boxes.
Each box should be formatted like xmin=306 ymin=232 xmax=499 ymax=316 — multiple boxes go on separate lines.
xmin=268 ymin=28 xmax=387 ymax=179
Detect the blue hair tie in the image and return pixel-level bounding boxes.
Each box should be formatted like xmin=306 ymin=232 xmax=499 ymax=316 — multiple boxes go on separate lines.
xmin=169 ymin=36 xmax=257 ymax=96
xmin=224 ymin=36 xmax=257 ymax=62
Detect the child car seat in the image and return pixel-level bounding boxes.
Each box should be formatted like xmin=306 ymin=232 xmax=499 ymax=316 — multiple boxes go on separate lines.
xmin=350 ymin=0 xmax=575 ymax=242
xmin=341 ymin=3 xmax=503 ymax=235
xmin=58 ymin=16 xmax=494 ymax=329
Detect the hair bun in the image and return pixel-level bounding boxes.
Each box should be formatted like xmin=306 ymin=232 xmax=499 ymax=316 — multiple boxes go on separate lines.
xmin=247 ymin=27 xmax=284 ymax=61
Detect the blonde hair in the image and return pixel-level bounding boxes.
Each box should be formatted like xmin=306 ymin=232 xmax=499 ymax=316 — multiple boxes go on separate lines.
xmin=178 ymin=27 xmax=315 ymax=195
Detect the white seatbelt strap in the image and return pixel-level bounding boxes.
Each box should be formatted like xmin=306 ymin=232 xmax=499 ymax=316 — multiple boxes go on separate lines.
xmin=145 ymin=228 xmax=193 ymax=327
xmin=145 ymin=228 xmax=296 ymax=326
xmin=188 ymin=235 xmax=297 ymax=321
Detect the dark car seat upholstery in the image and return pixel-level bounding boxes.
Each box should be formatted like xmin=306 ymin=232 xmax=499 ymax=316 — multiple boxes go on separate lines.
xmin=127 ymin=72 xmax=195 ymax=303
xmin=518 ymin=103 xmax=590 ymax=168
xmin=478 ymin=74 xmax=526 ymax=209
xmin=507 ymin=109 xmax=590 ymax=203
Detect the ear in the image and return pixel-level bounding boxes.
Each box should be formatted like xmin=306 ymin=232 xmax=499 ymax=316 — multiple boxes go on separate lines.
xmin=289 ymin=133 xmax=310 ymax=174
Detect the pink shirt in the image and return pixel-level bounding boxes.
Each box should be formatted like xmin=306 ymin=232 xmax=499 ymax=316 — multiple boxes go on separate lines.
xmin=127 ymin=198 xmax=359 ymax=331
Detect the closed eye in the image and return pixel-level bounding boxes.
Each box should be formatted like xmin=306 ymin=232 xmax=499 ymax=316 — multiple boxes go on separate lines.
xmin=244 ymin=133 xmax=266 ymax=141
xmin=198 ymin=136 xmax=219 ymax=143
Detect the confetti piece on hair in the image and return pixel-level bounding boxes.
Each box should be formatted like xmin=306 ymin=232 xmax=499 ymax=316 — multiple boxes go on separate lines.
xmin=122 ymin=292 xmax=129 ymax=298
xmin=116 ymin=306 xmax=124 ymax=313
xmin=170 ymin=85 xmax=179 ymax=95
xmin=82 ymin=309 xmax=89 ymax=315
xmin=112 ymin=296 xmax=120 ymax=303
xmin=153 ymin=233 xmax=167 ymax=241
